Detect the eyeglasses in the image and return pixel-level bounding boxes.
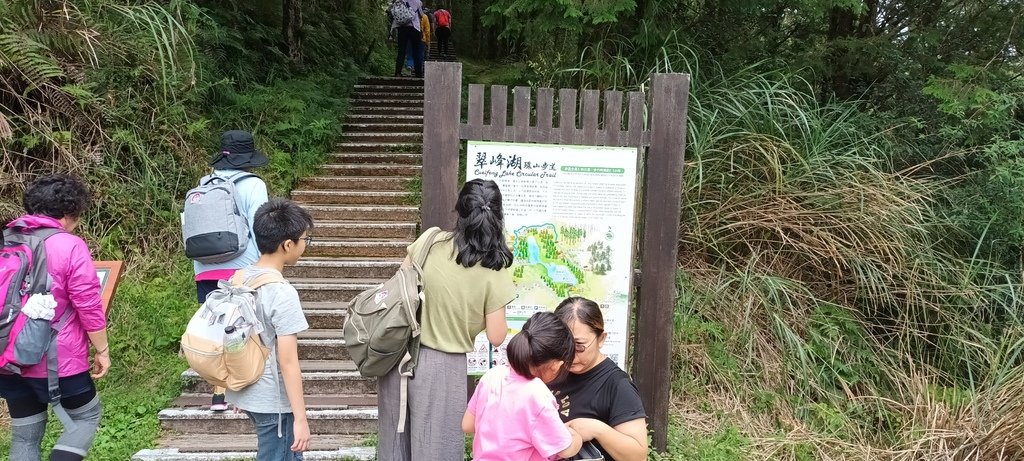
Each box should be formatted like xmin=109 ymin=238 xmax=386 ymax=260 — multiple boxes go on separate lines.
xmin=304 ymin=236 xmax=313 ymax=246
xmin=574 ymin=336 xmax=597 ymax=353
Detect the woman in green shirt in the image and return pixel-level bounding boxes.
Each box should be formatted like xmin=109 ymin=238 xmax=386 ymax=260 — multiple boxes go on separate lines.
xmin=377 ymin=179 xmax=516 ymax=461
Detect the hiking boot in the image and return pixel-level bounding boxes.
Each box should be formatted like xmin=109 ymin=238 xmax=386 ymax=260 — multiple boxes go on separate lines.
xmin=210 ymin=393 xmax=228 ymax=412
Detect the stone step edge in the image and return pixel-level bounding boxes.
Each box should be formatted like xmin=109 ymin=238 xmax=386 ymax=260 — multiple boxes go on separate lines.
xmin=132 ymin=447 xmax=375 ymax=461
xmin=181 ymin=368 xmax=363 ymax=381
xmin=158 ymin=408 xmax=377 ymax=420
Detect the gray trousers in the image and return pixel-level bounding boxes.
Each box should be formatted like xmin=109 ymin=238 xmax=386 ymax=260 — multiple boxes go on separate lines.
xmin=377 ymin=345 xmax=467 ymax=461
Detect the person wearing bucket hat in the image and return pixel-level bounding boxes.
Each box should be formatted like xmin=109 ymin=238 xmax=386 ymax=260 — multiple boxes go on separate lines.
xmin=209 ymin=130 xmax=270 ymax=170
xmin=188 ymin=130 xmax=269 ymax=411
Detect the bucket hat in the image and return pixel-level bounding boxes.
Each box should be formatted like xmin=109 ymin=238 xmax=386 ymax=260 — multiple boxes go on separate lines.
xmin=209 ymin=130 xmax=269 ymax=169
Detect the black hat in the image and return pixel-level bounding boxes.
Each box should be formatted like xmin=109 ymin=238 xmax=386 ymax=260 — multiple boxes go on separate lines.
xmin=209 ymin=130 xmax=269 ymax=170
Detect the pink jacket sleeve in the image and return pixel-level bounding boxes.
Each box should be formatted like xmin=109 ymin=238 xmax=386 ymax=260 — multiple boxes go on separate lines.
xmin=66 ymin=239 xmax=106 ymax=332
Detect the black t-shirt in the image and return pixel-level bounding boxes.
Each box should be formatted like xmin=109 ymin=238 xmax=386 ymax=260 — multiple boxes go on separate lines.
xmin=548 ymin=357 xmax=647 ymax=460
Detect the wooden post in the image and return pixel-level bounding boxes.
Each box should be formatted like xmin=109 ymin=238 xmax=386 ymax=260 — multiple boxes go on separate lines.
xmin=422 ymin=62 xmax=462 ymax=230
xmin=636 ymin=73 xmax=689 ymax=452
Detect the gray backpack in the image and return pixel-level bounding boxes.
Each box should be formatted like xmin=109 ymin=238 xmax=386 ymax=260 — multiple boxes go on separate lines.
xmin=181 ymin=172 xmax=256 ymax=264
xmin=344 ymin=227 xmax=443 ymax=432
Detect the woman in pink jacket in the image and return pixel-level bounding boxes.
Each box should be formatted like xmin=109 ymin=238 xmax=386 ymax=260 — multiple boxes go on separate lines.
xmin=0 ymin=174 xmax=111 ymax=461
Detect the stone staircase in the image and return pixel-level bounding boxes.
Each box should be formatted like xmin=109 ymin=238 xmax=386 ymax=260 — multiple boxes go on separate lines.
xmin=427 ymin=37 xmax=456 ymax=62
xmin=133 ymin=76 xmax=424 ymax=460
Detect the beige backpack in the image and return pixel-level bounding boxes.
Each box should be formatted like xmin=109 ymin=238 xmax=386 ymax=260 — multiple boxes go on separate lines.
xmin=181 ymin=270 xmax=283 ymax=391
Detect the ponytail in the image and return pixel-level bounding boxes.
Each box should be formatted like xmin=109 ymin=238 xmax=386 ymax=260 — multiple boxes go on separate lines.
xmin=506 ymin=312 xmax=575 ymax=380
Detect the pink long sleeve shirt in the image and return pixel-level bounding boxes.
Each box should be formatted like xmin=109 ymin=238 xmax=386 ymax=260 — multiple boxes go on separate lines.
xmin=7 ymin=215 xmax=106 ymax=378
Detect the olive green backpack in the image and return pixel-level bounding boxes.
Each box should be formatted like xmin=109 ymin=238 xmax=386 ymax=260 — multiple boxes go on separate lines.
xmin=343 ymin=228 xmax=443 ymax=432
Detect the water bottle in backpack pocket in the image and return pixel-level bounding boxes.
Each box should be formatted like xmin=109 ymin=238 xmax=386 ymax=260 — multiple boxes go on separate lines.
xmin=181 ymin=271 xmax=282 ymax=391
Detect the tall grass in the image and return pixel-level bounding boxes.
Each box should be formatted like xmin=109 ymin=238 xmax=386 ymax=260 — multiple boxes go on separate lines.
xmin=536 ymin=37 xmax=1024 ymax=459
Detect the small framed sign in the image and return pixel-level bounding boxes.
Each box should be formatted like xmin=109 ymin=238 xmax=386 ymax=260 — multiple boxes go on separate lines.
xmin=94 ymin=261 xmax=124 ymax=313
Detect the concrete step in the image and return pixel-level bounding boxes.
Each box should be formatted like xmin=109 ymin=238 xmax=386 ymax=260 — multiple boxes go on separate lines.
xmin=342 ymin=132 xmax=422 ymax=143
xmin=303 ymin=303 xmax=347 ymax=329
xmin=351 ymin=106 xmax=423 ymax=116
xmin=141 ymin=434 xmax=371 ymax=458
xmin=134 ymin=447 xmax=375 ymax=461
xmin=292 ymin=278 xmax=384 ymax=303
xmin=354 ymin=91 xmax=423 ymax=100
xmin=359 ymin=76 xmax=423 ymax=86
xmin=302 ymin=204 xmax=419 ymax=222
xmin=158 ymin=408 xmax=377 ymax=435
xmin=293 ymin=190 xmax=414 ymax=206
xmin=354 ymin=83 xmax=423 ymax=93
xmin=182 ymin=360 xmax=374 ymax=394
xmin=305 ymin=239 xmax=411 ymax=258
xmin=322 ymin=164 xmax=421 ymax=177
xmin=298 ymin=176 xmax=415 ymax=191
xmin=343 ymin=122 xmax=423 ymax=133
xmin=326 ymin=152 xmax=421 ymax=165
xmin=347 ymin=114 xmax=422 ymax=124
xmin=352 ymin=98 xmax=419 ymax=108
xmin=334 ymin=142 xmax=420 ymax=153
xmin=285 ymin=258 xmax=402 ymax=279
xmin=302 ymin=221 xmax=417 ymax=239
xmin=173 ymin=393 xmax=376 ymax=409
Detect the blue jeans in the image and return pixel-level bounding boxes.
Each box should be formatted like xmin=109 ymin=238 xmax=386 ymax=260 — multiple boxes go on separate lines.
xmin=245 ymin=411 xmax=304 ymax=461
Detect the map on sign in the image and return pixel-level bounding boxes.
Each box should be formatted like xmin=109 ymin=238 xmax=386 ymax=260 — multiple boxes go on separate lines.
xmin=510 ymin=223 xmax=617 ymax=304
xmin=465 ymin=141 xmax=639 ymax=374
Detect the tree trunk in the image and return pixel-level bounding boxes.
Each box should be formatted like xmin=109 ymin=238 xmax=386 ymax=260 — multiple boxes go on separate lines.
xmin=283 ymin=0 xmax=304 ymax=66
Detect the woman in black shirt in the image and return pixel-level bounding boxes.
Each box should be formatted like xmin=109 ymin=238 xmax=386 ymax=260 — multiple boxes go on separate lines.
xmin=548 ymin=297 xmax=648 ymax=461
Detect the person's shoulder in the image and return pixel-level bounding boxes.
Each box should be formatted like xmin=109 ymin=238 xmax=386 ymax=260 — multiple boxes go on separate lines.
xmin=43 ymin=231 xmax=91 ymax=261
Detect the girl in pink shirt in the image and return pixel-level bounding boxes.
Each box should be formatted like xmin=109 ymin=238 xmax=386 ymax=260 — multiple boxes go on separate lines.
xmin=463 ymin=312 xmax=583 ymax=460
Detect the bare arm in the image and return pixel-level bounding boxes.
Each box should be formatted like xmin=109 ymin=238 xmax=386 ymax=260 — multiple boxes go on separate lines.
xmin=567 ymin=418 xmax=648 ymax=461
xmin=278 ymin=335 xmax=310 ymax=452
xmin=87 ymin=329 xmax=110 ymax=379
xmin=555 ymin=426 xmax=584 ymax=459
xmin=462 ymin=409 xmax=475 ymax=434
xmin=484 ymin=306 xmax=507 ymax=347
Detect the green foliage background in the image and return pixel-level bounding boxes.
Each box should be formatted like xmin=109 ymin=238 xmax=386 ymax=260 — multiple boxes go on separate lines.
xmin=0 ymin=0 xmax=391 ymax=458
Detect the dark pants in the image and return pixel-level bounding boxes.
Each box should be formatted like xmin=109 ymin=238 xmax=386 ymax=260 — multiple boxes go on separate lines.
xmin=196 ymin=279 xmax=220 ymax=304
xmin=436 ymin=26 xmax=451 ymax=54
xmin=395 ymin=26 xmax=424 ymax=78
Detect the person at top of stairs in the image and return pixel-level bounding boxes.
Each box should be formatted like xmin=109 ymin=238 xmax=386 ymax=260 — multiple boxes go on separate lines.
xmin=377 ymin=179 xmax=516 ymax=461
xmin=432 ymin=6 xmax=452 ymax=55
xmin=227 ymin=198 xmax=314 ymax=461
xmin=390 ymin=0 xmax=425 ymax=78
xmin=186 ymin=130 xmax=269 ymax=411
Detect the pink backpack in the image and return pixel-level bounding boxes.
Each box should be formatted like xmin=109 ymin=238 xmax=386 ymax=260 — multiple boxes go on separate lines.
xmin=0 ymin=222 xmax=76 ymax=427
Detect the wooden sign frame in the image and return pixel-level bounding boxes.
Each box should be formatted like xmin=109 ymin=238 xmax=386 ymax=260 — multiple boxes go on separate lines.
xmin=94 ymin=260 xmax=124 ymax=313
xmin=423 ymin=61 xmax=690 ymax=451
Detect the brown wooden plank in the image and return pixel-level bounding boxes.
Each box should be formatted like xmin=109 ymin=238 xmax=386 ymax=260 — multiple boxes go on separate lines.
xmin=604 ymin=90 xmax=623 ymax=146
xmin=533 ymin=88 xmax=554 ymax=144
xmin=626 ymin=91 xmax=646 ymax=146
xmin=581 ymin=89 xmax=600 ymax=145
xmin=422 ymin=62 xmax=463 ymax=230
xmin=558 ymin=88 xmax=578 ymax=145
xmin=466 ymin=84 xmax=485 ymax=140
xmin=513 ymin=86 xmax=531 ymax=143
xmin=635 ymin=73 xmax=689 ymax=453
xmin=489 ymin=85 xmax=509 ymax=141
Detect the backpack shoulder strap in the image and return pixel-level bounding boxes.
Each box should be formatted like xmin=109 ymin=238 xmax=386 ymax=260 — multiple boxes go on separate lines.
xmin=412 ymin=227 xmax=445 ymax=269
xmin=228 ymin=172 xmax=258 ymax=184
xmin=229 ymin=269 xmax=286 ymax=290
